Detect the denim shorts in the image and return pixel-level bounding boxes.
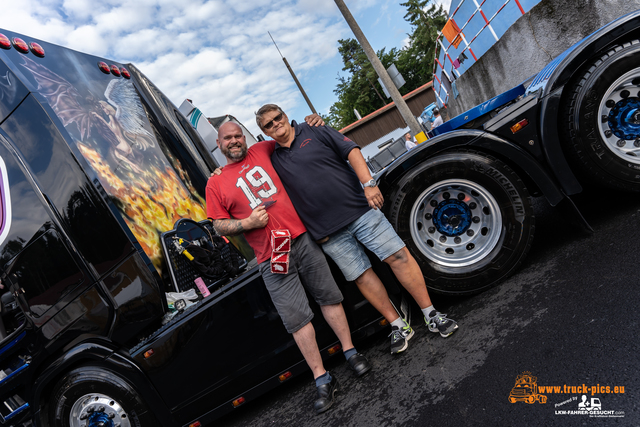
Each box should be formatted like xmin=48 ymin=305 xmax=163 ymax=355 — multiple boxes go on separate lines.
xmin=320 ymin=209 xmax=405 ymax=281
xmin=259 ymin=232 xmax=343 ymax=333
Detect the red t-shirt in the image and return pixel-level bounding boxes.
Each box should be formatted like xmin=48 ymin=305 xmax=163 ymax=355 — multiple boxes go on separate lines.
xmin=206 ymin=141 xmax=306 ymax=263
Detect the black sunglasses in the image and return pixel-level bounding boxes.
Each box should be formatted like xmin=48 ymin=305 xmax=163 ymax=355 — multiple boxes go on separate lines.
xmin=262 ymin=112 xmax=284 ymax=130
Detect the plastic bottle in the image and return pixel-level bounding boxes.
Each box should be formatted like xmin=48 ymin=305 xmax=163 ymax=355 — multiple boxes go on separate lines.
xmin=194 ymin=277 xmax=210 ymax=298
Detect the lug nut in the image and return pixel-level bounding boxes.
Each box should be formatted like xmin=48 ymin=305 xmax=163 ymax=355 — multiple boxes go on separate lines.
xmin=443 ymin=192 xmax=450 ymax=200
xmin=430 ymin=200 xmax=438 ymax=207
xmin=469 ymin=202 xmax=477 ymax=209
xmin=428 ymin=226 xmax=436 ymax=234
xmin=621 ymin=90 xmax=630 ymax=99
xmin=457 ymin=193 xmax=465 ymax=200
xmin=425 ymin=213 xmax=432 ymax=220
xmin=604 ymin=130 xmax=613 ymax=137
xmin=634 ymin=139 xmax=640 ymax=148
xmin=601 ymin=115 xmax=609 ymax=123
xmin=472 ymin=216 xmax=480 ymax=223
xmin=454 ymin=237 xmax=461 ymax=244
xmin=467 ymin=229 xmax=474 ymax=236
xmin=606 ymin=99 xmax=615 ymax=108
xmin=617 ymin=139 xmax=626 ymax=147
xmin=439 ymin=235 xmax=447 ymax=243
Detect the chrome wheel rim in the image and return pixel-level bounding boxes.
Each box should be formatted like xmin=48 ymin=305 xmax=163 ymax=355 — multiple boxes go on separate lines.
xmin=69 ymin=393 xmax=131 ymax=427
xmin=409 ymin=179 xmax=502 ymax=267
xmin=599 ymin=68 xmax=640 ymax=164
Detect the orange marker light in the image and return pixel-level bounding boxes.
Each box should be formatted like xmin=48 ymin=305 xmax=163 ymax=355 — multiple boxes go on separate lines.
xmin=29 ymin=42 xmax=45 ymax=57
xmin=189 ymin=422 xmax=201 ymax=427
xmin=12 ymin=38 xmax=29 ymax=54
xmin=0 ymin=34 xmax=11 ymax=50
xmin=279 ymin=371 xmax=292 ymax=382
xmin=379 ymin=319 xmax=389 ymax=326
xmin=110 ymin=65 xmax=121 ymax=77
xmin=327 ymin=344 xmax=342 ymax=355
xmin=510 ymin=119 xmax=529 ymax=134
xmin=144 ymin=349 xmax=154 ymax=358
xmin=232 ymin=397 xmax=246 ymax=407
xmin=98 ymin=61 xmax=110 ymax=74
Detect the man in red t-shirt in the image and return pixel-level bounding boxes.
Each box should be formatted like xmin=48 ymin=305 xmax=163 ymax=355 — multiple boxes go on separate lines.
xmin=206 ymin=121 xmax=370 ymax=414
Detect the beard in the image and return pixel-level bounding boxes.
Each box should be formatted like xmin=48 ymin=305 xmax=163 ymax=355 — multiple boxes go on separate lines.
xmin=221 ymin=143 xmax=247 ymax=160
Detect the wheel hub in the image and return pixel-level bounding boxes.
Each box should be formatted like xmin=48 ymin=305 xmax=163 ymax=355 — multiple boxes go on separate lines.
xmin=599 ymin=69 xmax=640 ymax=163
xmin=410 ymin=179 xmax=502 ymax=268
xmin=433 ymin=199 xmax=472 ymax=237
xmin=70 ymin=394 xmax=131 ymax=427
xmin=608 ymin=97 xmax=640 ymax=139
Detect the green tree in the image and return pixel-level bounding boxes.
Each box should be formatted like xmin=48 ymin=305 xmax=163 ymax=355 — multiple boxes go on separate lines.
xmin=398 ymin=0 xmax=448 ymax=90
xmin=327 ymin=1 xmax=447 ymax=129
xmin=326 ymin=39 xmax=400 ymax=129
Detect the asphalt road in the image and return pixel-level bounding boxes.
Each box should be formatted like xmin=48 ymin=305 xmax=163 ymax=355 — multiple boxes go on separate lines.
xmin=216 ymin=188 xmax=639 ymax=427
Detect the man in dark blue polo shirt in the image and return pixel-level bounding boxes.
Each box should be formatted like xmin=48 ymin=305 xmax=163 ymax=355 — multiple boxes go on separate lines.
xmin=256 ymin=104 xmax=459 ymax=354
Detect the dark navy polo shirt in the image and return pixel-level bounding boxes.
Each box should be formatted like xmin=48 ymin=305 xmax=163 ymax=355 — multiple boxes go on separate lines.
xmin=270 ymin=121 xmax=371 ymax=240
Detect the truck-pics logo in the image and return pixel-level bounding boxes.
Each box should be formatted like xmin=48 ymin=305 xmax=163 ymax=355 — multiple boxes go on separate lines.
xmin=508 ymin=372 xmax=626 ymax=418
xmin=509 ymin=372 xmax=547 ymax=404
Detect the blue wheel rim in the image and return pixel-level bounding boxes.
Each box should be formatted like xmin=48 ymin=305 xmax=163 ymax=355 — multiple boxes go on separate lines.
xmin=599 ymin=68 xmax=640 ymax=164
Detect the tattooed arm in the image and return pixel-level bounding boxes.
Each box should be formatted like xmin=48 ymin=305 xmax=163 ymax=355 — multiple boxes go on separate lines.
xmin=212 ymin=218 xmax=244 ymax=236
xmin=212 ymin=206 xmax=269 ymax=236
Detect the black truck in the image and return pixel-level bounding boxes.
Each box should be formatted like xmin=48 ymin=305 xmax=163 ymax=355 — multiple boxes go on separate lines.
xmin=0 ymin=8 xmax=638 ymax=427
xmin=0 ymin=28 xmax=391 ymax=427
xmin=377 ymin=9 xmax=640 ymax=295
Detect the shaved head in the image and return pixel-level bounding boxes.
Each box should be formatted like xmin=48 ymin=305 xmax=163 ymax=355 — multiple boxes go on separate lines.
xmin=217 ymin=121 xmax=247 ymax=162
xmin=219 ymin=121 xmax=242 ymax=136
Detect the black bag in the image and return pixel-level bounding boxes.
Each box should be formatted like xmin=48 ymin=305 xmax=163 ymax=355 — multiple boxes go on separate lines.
xmin=186 ymin=235 xmax=241 ymax=280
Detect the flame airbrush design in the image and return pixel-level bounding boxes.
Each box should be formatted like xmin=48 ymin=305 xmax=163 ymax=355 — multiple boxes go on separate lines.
xmin=21 ymin=56 xmax=206 ymax=272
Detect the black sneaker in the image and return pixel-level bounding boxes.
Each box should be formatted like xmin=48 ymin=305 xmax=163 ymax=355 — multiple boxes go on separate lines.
xmin=347 ymin=353 xmax=371 ymax=377
xmin=314 ymin=374 xmax=339 ymax=414
xmin=425 ymin=312 xmax=458 ymax=338
xmin=389 ymin=324 xmax=414 ymax=354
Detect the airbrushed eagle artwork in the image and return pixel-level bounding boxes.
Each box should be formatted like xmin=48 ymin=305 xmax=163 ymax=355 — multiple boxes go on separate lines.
xmin=19 ymin=55 xmax=207 ymax=272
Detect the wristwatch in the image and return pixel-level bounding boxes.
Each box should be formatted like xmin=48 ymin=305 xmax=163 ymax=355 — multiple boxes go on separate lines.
xmin=363 ymin=179 xmax=377 ymax=188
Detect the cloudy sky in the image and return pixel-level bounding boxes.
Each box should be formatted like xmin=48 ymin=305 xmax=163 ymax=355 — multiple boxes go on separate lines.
xmin=0 ymin=0 xmax=450 ymax=137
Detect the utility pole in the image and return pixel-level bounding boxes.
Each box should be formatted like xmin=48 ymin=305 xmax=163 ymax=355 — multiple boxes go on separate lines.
xmin=269 ymin=32 xmax=317 ymax=114
xmin=333 ymin=0 xmax=426 ymax=142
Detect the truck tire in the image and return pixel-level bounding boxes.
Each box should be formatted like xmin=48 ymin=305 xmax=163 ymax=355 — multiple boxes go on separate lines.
xmin=49 ymin=366 xmax=157 ymax=427
xmin=562 ymin=40 xmax=640 ymax=191
xmin=387 ymin=150 xmax=534 ymax=295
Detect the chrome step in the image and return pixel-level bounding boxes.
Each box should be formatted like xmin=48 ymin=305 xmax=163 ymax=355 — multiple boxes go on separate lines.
xmin=0 ymin=394 xmax=28 ymax=423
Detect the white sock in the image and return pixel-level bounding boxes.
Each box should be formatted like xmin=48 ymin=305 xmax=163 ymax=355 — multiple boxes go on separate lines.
xmin=390 ymin=317 xmax=407 ymax=329
xmin=422 ymin=305 xmax=436 ymax=319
